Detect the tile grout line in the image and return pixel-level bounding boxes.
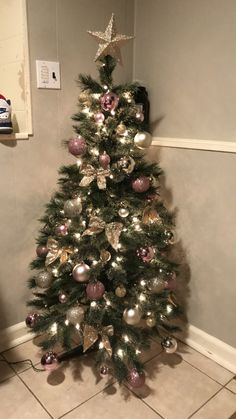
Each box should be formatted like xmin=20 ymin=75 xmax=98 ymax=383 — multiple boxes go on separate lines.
xmin=187 ymin=386 xmax=224 ymax=419
xmin=124 ymin=382 xmax=165 ymax=419
xmin=179 ymin=356 xmax=230 ymax=387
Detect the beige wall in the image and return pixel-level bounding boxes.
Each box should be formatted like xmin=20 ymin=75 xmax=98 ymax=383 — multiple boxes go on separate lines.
xmin=0 ymin=0 xmax=134 ymax=329
xmin=135 ymin=0 xmax=236 ymax=347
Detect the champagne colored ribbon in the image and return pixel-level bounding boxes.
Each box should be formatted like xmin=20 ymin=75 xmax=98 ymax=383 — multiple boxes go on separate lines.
xmin=83 ymin=324 xmax=114 ymax=356
xmin=45 ymin=238 xmax=74 ymax=267
xmin=82 ymin=216 xmax=123 ymax=250
xmin=79 ymin=163 xmax=110 ymax=190
xmin=142 ymin=205 xmax=161 ymax=225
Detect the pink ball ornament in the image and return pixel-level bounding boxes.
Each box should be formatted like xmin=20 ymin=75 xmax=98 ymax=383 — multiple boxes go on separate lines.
xmin=68 ymin=135 xmax=87 ymax=156
xmin=55 ymin=224 xmax=68 ymax=236
xmin=94 ymin=112 xmax=105 ymax=124
xmin=101 ymin=92 xmax=119 ymax=112
xmin=165 ymin=271 xmax=177 ymax=290
xmin=132 ymin=176 xmax=150 ymax=193
xmin=25 ymin=312 xmax=39 ymax=328
xmin=127 ymin=368 xmax=146 ymax=388
xmin=86 ymin=281 xmax=105 ymax=300
xmin=36 ymin=245 xmax=48 ymax=257
xmin=41 ymin=351 xmax=59 ymax=372
xmin=137 ymin=246 xmax=155 ymax=263
xmin=99 ymin=152 xmax=110 ymax=169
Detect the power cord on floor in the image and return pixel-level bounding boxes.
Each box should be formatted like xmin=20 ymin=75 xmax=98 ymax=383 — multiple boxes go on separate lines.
xmin=0 ymin=358 xmax=44 ymax=372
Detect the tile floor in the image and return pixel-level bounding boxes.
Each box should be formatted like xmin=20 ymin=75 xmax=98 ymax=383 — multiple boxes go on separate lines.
xmin=0 ymin=336 xmax=235 ymax=419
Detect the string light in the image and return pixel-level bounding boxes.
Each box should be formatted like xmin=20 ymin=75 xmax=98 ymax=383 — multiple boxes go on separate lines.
xmin=111 ymin=261 xmax=118 ymax=268
xmin=123 ymin=334 xmax=129 ymax=343
xmin=117 ymin=243 xmax=122 ymax=248
xmin=90 ymin=147 xmax=99 ymax=156
xmin=50 ymin=322 xmax=58 ymax=334
xmin=166 ymin=304 xmax=173 ymax=314
xmin=110 ymin=110 xmax=116 ymax=116
xmin=99 ymin=342 xmax=104 ymax=349
xmin=106 ymin=300 xmax=111 ymax=306
xmin=135 ymin=224 xmax=142 ymax=231
xmin=76 ymin=158 xmax=82 ymax=167
xmin=140 ymin=279 xmax=146 ymax=287
xmin=110 ymin=174 xmax=114 ymax=179
xmin=65 ymin=319 xmax=69 ymax=326
xmin=92 ymin=260 xmax=98 ymax=265
xmin=74 ymin=233 xmax=81 ymax=240
xmin=132 ymin=216 xmax=139 ymax=223
xmin=82 ymin=220 xmax=86 ymax=227
xmin=103 ymin=85 xmax=108 ymax=90
xmin=90 ymin=301 xmax=97 ymax=307
xmin=117 ymin=348 xmax=124 ymax=358
xmin=116 ymin=256 xmax=122 ymax=262
xmin=52 ymin=268 xmax=59 ymax=277
xmin=138 ymin=293 xmax=146 ymax=302
xmin=135 ymin=349 xmax=141 ymax=355
xmin=75 ymin=323 xmax=80 ymax=330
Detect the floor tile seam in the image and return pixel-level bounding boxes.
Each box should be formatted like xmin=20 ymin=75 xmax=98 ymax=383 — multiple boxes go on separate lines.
xmin=17 ymin=373 xmax=54 ymax=419
xmin=187 ymin=386 xmax=225 ymax=419
xmin=0 ymin=372 xmax=16 ymax=385
xmin=181 ymin=357 xmax=227 ymax=386
xmin=0 ymin=354 xmax=17 ymax=376
xmin=223 ymin=385 xmax=236 ymax=396
xmin=123 ymin=382 xmax=165 ymax=419
xmin=0 ymin=336 xmax=33 ymax=354
xmin=57 ymin=379 xmax=118 ymax=419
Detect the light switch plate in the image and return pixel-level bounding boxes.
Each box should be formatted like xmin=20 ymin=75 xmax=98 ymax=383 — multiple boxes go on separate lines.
xmin=36 ymin=60 xmax=61 ymax=89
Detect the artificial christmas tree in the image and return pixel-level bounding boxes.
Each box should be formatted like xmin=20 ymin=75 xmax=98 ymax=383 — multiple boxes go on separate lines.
xmin=26 ymin=14 xmax=181 ymax=386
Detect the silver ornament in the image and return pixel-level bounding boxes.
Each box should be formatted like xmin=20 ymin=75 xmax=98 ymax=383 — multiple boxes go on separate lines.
xmin=100 ymin=364 xmax=109 ymax=377
xmin=66 ymin=305 xmax=85 ymax=325
xmin=123 ymin=307 xmax=142 ymax=325
xmin=115 ymin=285 xmax=126 ymax=297
xmin=161 ymin=336 xmax=178 ymax=354
xmin=64 ymin=197 xmax=82 ymax=218
xmin=134 ymin=131 xmax=152 ymax=149
xmin=72 ymin=263 xmax=90 ymax=282
xmin=35 ymin=271 xmax=52 ymax=288
xmin=118 ymin=208 xmax=129 ymax=218
xmin=147 ymin=277 xmax=166 ymax=294
xmin=117 ymin=156 xmax=135 ymax=174
xmin=146 ymin=316 xmax=156 ymax=327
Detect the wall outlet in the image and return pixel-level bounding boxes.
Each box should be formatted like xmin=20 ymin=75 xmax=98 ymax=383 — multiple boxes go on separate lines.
xmin=36 ymin=60 xmax=61 ymax=89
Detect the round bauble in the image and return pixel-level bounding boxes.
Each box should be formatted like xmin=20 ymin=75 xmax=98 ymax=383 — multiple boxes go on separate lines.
xmin=116 ymin=123 xmax=126 ymax=135
xmin=36 ymin=245 xmax=48 ymax=258
xmin=127 ymin=368 xmax=145 ymax=388
xmin=165 ymin=271 xmax=177 ymax=290
xmin=132 ymin=176 xmax=150 ymax=193
xmin=66 ymin=305 xmax=85 ymax=325
xmin=25 ymin=312 xmax=40 ymax=328
xmin=118 ymin=208 xmax=129 ymax=218
xmin=135 ymin=111 xmax=144 ymax=122
xmin=136 ymin=246 xmax=155 ymax=263
xmin=117 ymin=156 xmax=135 ymax=174
xmin=147 ymin=192 xmax=160 ymax=202
xmin=86 ymin=281 xmax=105 ymax=300
xmin=161 ymin=336 xmax=178 ymax=354
xmin=115 ymin=285 xmax=127 ymax=298
xmin=100 ymin=249 xmax=111 ymax=262
xmin=147 ymin=277 xmax=165 ymax=293
xmin=100 ymin=364 xmax=109 ymax=378
xmin=58 ymin=292 xmax=68 ymax=304
xmin=35 ymin=271 xmax=52 ymax=288
xmin=55 ymin=224 xmax=68 ymax=236
xmin=68 ymin=136 xmax=87 ymax=156
xmin=64 ymin=197 xmax=82 ymax=218
xmin=134 ymin=131 xmax=152 ymax=149
xmin=146 ymin=316 xmax=156 ymax=327
xmin=123 ymin=307 xmax=142 ymax=325
xmin=41 ymin=351 xmax=59 ymax=371
xmin=165 ymin=230 xmax=175 ymax=245
xmin=99 ymin=152 xmax=110 ymax=169
xmin=94 ymin=112 xmax=105 ymax=124
xmin=100 ymin=91 xmax=119 ymax=112
xmin=72 ymin=263 xmax=90 ymax=282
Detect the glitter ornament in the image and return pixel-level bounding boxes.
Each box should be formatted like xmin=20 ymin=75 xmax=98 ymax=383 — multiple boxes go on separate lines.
xmin=161 ymin=336 xmax=178 ymax=354
xmin=86 ymin=281 xmax=105 ymax=300
xmin=127 ymin=368 xmax=145 ymax=388
xmin=100 ymin=249 xmax=111 ymax=262
xmin=165 ymin=271 xmax=177 ymax=290
xmin=100 ymin=91 xmax=119 ymax=112
xmin=35 ymin=271 xmax=52 ymax=288
xmin=58 ymin=292 xmax=68 ymax=303
xmin=41 ymin=351 xmax=59 ymax=371
xmin=72 ymin=263 xmax=90 ymax=282
xmin=134 ymin=131 xmax=152 ymax=149
xmin=123 ymin=307 xmax=142 ymax=325
xmin=55 ymin=224 xmax=68 ymax=236
xmin=136 ymin=246 xmax=155 ymax=263
xmin=100 ymin=364 xmax=109 ymax=377
xmin=116 ymin=123 xmax=127 ymax=135
xmin=115 ymin=285 xmax=126 ymax=297
xmin=117 ymin=156 xmax=135 ymax=174
xmin=147 ymin=277 xmax=165 ymax=293
xmin=36 ymin=245 xmax=48 ymax=258
xmin=99 ymin=152 xmax=110 ymax=169
xmin=68 ymin=136 xmax=87 ymax=156
xmin=132 ymin=176 xmax=150 ymax=193
xmin=146 ymin=316 xmax=156 ymax=327
xmin=64 ymin=197 xmax=82 ymax=218
xmin=25 ymin=312 xmax=39 ymax=328
xmin=94 ymin=112 xmax=105 ymax=123
xmin=66 ymin=305 xmax=85 ymax=325
xmin=118 ymin=208 xmax=129 ymax=218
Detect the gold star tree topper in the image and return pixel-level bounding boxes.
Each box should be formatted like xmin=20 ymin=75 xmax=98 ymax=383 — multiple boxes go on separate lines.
xmin=87 ymin=13 xmax=134 ymax=64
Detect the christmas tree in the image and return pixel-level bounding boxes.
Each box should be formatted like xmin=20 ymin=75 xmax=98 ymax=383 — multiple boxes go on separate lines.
xmin=26 ymin=15 xmax=180 ymax=387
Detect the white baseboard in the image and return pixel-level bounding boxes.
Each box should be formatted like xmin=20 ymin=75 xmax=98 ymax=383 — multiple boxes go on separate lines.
xmin=0 ymin=321 xmax=33 ymax=352
xmin=177 ymin=324 xmax=236 ymax=374
xmin=152 ymin=137 xmax=236 ymax=153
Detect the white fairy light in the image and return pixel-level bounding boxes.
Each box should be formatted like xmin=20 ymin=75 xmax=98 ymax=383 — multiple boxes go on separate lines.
xmin=147 ymin=311 xmax=152 ymax=316
xmin=135 ymin=224 xmax=142 ymax=231
xmin=111 ymin=261 xmax=118 ymax=268
xmin=119 ymin=137 xmax=126 ymax=144
xmin=65 ymin=319 xmax=69 ymax=326
xmin=140 ymin=279 xmax=146 ymax=287
xmin=50 ymin=322 xmax=58 ymax=334
xmin=109 ymin=174 xmax=114 ymax=179
xmin=82 ymin=107 xmax=90 ymax=114
xmin=76 ymin=158 xmax=82 ymax=167
xmin=90 ymin=301 xmax=97 ymax=307
xmin=91 ymin=147 xmax=99 ymax=156
xmin=75 ymin=323 xmax=80 ymax=330
xmin=92 ymin=93 xmax=101 ymax=99
xmin=52 ymin=268 xmax=58 ymax=277
xmin=123 ymin=334 xmax=129 ymax=343
xmin=166 ymin=304 xmax=173 ymax=314
xmin=117 ymin=348 xmax=124 ymax=358
xmin=106 ymin=300 xmax=111 ymax=306
xmin=139 ymin=293 xmax=146 ymax=302
xmin=74 ymin=233 xmax=81 ymax=240
xmin=116 ymin=256 xmax=122 ymax=262
xmin=122 ymin=228 xmax=127 ymax=232
xmin=92 ymin=260 xmax=98 ymax=265
xmin=132 ymin=216 xmax=139 ymax=223
xmin=135 ymin=349 xmax=141 ymax=355
xmin=103 ymin=85 xmax=108 ymax=90
xmin=82 ymin=220 xmax=86 ymax=227
xmin=87 ymin=191 xmax=91 ymax=195
xmin=99 ymin=341 xmax=104 ymax=349
xmin=110 ymin=110 xmax=116 ymax=116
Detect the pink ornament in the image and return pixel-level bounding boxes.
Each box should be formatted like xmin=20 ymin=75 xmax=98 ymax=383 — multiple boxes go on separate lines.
xmin=99 ymin=152 xmax=110 ymax=169
xmin=132 ymin=176 xmax=150 ymax=193
xmin=41 ymin=351 xmax=59 ymax=371
xmin=36 ymin=245 xmax=48 ymax=257
xmin=55 ymin=224 xmax=68 ymax=236
xmin=94 ymin=112 xmax=105 ymax=124
xmin=165 ymin=271 xmax=177 ymax=290
xmin=127 ymin=368 xmax=145 ymax=388
xmin=25 ymin=312 xmax=39 ymax=328
xmin=147 ymin=192 xmax=160 ymax=202
xmin=137 ymin=246 xmax=155 ymax=263
xmin=101 ymin=92 xmax=119 ymax=112
xmin=68 ymin=135 xmax=87 ymax=156
xmin=86 ymin=281 xmax=105 ymax=300
xmin=58 ymin=292 xmax=68 ymax=303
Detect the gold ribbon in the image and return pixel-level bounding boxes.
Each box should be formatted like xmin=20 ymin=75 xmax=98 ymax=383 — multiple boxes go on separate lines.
xmin=82 ymin=216 xmax=123 ymax=250
xmin=142 ymin=205 xmax=161 ymax=225
xmin=45 ymin=238 xmax=74 ymax=267
xmin=83 ymin=324 xmax=114 ymax=356
xmin=79 ymin=163 xmax=110 ymax=190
